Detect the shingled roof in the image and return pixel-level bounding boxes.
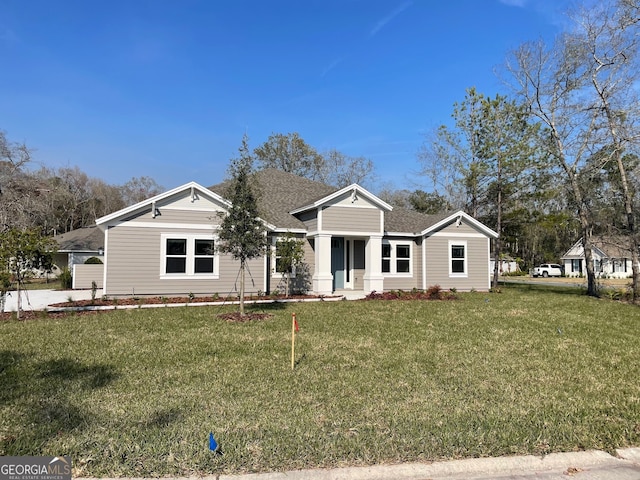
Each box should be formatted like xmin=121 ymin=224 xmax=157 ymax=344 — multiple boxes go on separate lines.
xmin=208 ymin=168 xmax=455 ymax=234
xmin=592 ymin=235 xmax=636 ymax=258
xmin=55 ymin=225 xmax=104 ymax=252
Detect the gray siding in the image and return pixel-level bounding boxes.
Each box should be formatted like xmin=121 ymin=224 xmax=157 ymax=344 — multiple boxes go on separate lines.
xmin=104 ymin=224 xmax=266 ymax=297
xmin=322 ymin=206 xmax=380 ymax=232
xmin=382 ymin=238 xmax=422 ymax=291
xmin=297 ymin=211 xmax=318 ymax=232
xmin=73 ymin=264 xmax=104 ymax=289
xmin=124 ymin=208 xmax=223 ymax=225
xmin=424 ymin=234 xmax=490 ymax=291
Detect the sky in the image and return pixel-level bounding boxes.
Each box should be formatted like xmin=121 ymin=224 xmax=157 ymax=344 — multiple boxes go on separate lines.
xmin=0 ymin=0 xmax=573 ymax=193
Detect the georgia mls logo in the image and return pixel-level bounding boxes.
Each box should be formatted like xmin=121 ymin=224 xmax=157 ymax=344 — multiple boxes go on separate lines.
xmin=0 ymin=456 xmax=71 ymax=480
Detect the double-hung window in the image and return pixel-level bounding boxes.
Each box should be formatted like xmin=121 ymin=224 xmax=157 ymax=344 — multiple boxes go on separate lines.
xmin=449 ymin=241 xmax=467 ymax=277
xmin=162 ymin=234 xmax=218 ymax=278
xmin=382 ymin=240 xmax=412 ymax=276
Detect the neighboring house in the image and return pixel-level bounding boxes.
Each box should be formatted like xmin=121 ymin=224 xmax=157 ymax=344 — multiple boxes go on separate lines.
xmin=490 ymin=255 xmax=520 ymax=275
xmin=561 ymin=236 xmax=636 ymax=278
xmin=53 ymin=225 xmax=105 ymax=288
xmin=95 ymin=169 xmax=498 ymax=297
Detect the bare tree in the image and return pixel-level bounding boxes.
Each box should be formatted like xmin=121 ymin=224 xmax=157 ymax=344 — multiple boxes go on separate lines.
xmin=0 ymin=131 xmax=33 ymax=231
xmin=318 ymin=149 xmax=375 ymax=189
xmin=505 ymin=36 xmax=602 ymax=296
xmin=573 ymin=0 xmax=640 ymax=299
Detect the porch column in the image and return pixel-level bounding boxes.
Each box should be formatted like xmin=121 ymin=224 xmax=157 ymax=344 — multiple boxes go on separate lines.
xmin=312 ymin=233 xmax=333 ymax=295
xmin=363 ymin=234 xmax=384 ymax=293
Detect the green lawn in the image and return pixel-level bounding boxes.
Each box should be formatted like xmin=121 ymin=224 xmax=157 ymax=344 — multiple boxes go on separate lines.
xmin=1 ymin=285 xmax=639 ymax=477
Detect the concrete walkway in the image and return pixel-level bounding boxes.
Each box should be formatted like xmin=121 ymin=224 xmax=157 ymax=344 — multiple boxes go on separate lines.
xmin=80 ymin=449 xmax=640 ymax=480
xmin=2 ymin=288 xmax=103 ymax=312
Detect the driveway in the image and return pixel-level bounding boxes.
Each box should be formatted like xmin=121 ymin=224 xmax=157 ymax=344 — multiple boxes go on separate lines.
xmin=2 ymin=288 xmax=103 ymax=312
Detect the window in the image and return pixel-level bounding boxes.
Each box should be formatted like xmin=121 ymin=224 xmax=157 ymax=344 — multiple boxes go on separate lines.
xmin=382 ymin=241 xmax=412 ymax=276
xmin=449 ymin=241 xmax=467 ymax=277
xmin=382 ymin=243 xmax=391 ymax=273
xmin=194 ymin=239 xmax=215 ymax=273
xmin=166 ymin=239 xmax=187 ymax=273
xmin=396 ymin=244 xmax=410 ymax=273
xmin=161 ymin=235 xmax=218 ymax=278
xmin=571 ymin=259 xmax=582 ymax=274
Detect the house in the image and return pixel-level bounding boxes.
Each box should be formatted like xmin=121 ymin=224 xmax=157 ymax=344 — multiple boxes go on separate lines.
xmin=561 ymin=236 xmax=636 ymax=278
xmin=490 ymin=255 xmax=520 ymax=275
xmin=53 ymin=225 xmax=105 ymax=288
xmin=95 ymin=169 xmax=498 ymax=297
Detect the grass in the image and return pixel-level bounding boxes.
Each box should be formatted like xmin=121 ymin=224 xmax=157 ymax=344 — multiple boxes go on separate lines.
xmin=1 ymin=285 xmax=639 ymax=476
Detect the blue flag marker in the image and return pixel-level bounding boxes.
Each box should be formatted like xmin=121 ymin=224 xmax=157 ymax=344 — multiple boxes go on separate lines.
xmin=209 ymin=432 xmax=218 ymax=451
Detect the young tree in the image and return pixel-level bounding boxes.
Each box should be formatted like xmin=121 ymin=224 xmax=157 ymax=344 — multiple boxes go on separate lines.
xmin=274 ymin=232 xmax=306 ymax=297
xmin=0 ymin=228 xmax=57 ymax=318
xmin=217 ymin=134 xmax=268 ymax=315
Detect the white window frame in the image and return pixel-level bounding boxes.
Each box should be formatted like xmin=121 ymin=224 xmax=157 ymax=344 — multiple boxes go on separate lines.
xmin=381 ymin=240 xmax=413 ymax=277
xmin=449 ymin=240 xmax=468 ymax=277
xmin=160 ymin=233 xmax=219 ymax=279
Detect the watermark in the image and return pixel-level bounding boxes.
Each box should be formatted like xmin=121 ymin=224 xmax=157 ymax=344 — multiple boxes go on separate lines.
xmin=0 ymin=457 xmax=71 ymax=480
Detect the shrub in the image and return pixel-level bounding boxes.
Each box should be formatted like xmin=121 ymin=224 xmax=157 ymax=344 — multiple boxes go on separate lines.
xmin=426 ymin=284 xmax=442 ymax=299
xmin=84 ymin=257 xmax=103 ymax=264
xmin=502 ymin=270 xmax=527 ymax=277
xmin=59 ymin=268 xmax=72 ymax=289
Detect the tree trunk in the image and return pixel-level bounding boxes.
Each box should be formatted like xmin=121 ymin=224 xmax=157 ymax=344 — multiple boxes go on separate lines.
xmin=239 ymin=259 xmax=245 ymax=316
xmin=16 ymin=277 xmax=21 ymax=320
xmin=492 ymin=160 xmax=503 ymax=289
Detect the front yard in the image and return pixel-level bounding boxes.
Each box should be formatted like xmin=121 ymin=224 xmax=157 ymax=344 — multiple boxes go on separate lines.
xmin=1 ymin=284 xmax=638 ymax=476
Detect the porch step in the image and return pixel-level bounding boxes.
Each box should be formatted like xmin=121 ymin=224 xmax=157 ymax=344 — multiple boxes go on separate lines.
xmin=334 ymin=290 xmax=368 ymax=300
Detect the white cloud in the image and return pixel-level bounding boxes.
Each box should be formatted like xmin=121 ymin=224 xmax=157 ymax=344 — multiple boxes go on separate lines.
xmin=370 ymin=1 xmax=413 ymax=37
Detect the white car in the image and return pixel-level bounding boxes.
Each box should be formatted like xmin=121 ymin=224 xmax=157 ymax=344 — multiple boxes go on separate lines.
xmin=533 ymin=264 xmax=563 ymax=278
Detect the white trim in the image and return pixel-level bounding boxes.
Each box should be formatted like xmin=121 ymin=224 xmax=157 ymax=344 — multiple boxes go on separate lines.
xmin=422 ymin=238 xmax=427 ymax=291
xmin=290 ymin=184 xmax=393 ymax=215
xmin=155 ymin=205 xmax=224 ymax=212
xmin=430 ymin=231 xmax=488 ymax=238
xmin=103 ymin=228 xmax=110 ymax=295
xmin=272 ymin=228 xmax=307 ymax=234
xmin=314 ymin=229 xmax=384 ymax=237
xmin=385 ymin=231 xmax=419 ymax=237
xmin=96 ymin=182 xmax=230 ymax=227
xmin=381 ymin=239 xmax=413 ymax=277
xmin=108 ymin=221 xmax=219 ymax=230
xmin=160 ymin=233 xmax=220 ymax=280
xmin=421 ymin=211 xmax=498 ymax=239
xmin=449 ymin=240 xmax=468 ymax=278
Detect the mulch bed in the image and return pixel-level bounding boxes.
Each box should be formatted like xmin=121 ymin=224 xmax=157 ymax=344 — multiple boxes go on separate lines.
xmin=49 ymin=293 xmax=330 ymax=308
xmin=217 ymin=312 xmax=273 ymax=322
xmin=364 ymin=288 xmax=458 ymax=301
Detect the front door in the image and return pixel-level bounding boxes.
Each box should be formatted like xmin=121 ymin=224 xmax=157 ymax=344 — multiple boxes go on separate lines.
xmin=331 ymin=237 xmax=345 ymax=290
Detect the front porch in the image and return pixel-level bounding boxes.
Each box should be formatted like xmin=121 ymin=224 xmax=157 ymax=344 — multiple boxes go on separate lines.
xmin=311 ymin=234 xmax=384 ymax=296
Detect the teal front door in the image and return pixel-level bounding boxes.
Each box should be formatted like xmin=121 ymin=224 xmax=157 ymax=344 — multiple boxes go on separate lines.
xmin=331 ymin=237 xmax=345 ymax=290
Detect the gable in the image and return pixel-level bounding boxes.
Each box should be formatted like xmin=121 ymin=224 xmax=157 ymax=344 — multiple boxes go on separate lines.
xmin=96 ymin=182 xmax=229 ymax=229
xmin=421 ymin=212 xmax=498 ymax=239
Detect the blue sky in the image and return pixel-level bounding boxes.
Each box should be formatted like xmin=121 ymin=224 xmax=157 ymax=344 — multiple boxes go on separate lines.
xmin=1 ymin=0 xmax=571 ymax=193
